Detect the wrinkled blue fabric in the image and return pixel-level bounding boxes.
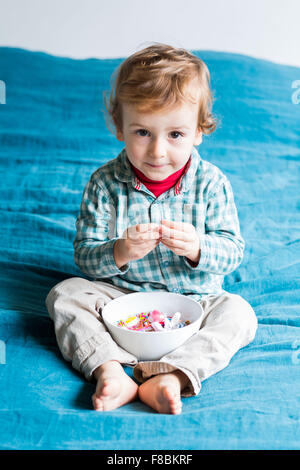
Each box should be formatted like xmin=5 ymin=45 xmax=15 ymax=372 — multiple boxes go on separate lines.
xmin=0 ymin=47 xmax=299 ymax=450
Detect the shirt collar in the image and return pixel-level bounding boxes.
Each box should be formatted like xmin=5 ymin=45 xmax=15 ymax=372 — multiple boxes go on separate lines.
xmin=114 ymin=146 xmax=201 ymax=194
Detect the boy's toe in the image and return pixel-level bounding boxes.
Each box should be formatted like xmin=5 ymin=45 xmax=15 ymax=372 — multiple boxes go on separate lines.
xmin=92 ymin=394 xmax=104 ymax=411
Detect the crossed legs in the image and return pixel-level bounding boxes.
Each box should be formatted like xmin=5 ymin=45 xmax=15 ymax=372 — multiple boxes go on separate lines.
xmin=46 ymin=278 xmax=257 ymax=415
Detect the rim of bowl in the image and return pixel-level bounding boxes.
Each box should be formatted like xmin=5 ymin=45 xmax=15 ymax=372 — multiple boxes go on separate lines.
xmin=102 ymin=293 xmax=203 ymax=335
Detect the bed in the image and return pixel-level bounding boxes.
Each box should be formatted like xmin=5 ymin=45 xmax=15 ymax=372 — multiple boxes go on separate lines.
xmin=0 ymin=46 xmax=299 ymax=450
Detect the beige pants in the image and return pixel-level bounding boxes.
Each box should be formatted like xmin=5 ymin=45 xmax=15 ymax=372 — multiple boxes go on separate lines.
xmin=45 ymin=277 xmax=258 ymax=397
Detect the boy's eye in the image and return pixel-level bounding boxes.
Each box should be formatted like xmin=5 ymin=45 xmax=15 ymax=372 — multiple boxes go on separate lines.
xmin=136 ymin=129 xmax=149 ymax=137
xmin=170 ymin=131 xmax=183 ymax=139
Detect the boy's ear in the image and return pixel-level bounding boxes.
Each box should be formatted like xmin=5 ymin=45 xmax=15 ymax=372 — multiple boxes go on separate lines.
xmin=116 ymin=127 xmax=124 ymax=141
xmin=194 ymin=128 xmax=202 ymax=146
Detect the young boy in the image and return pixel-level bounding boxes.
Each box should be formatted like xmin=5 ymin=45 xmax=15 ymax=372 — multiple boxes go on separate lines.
xmin=45 ymin=43 xmax=257 ymax=415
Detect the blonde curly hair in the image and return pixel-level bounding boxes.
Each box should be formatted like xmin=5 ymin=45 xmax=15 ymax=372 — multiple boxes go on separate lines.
xmin=104 ymin=43 xmax=218 ymax=136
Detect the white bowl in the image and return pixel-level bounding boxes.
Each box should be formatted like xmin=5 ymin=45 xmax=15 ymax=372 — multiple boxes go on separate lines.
xmin=102 ymin=292 xmax=203 ymax=361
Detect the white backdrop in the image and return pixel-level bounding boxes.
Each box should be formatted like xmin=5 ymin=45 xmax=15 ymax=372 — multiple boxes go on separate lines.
xmin=0 ymin=0 xmax=299 ymax=67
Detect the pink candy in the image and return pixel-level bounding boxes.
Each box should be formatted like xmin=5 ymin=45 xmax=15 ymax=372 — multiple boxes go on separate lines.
xmin=148 ymin=309 xmax=165 ymax=323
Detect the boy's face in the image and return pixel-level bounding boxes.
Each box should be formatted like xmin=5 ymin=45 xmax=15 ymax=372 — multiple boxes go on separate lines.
xmin=116 ymin=99 xmax=202 ymax=181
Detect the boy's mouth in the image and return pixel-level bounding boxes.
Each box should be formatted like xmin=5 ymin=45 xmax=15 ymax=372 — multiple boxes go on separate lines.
xmin=147 ymin=163 xmax=167 ymax=168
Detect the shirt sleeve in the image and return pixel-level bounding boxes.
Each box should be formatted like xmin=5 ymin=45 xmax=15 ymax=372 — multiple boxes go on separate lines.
xmin=73 ymin=175 xmax=130 ymax=278
xmin=183 ymin=177 xmax=245 ymax=275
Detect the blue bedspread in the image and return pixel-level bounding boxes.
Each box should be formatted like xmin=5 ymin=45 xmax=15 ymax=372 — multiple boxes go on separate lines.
xmin=0 ymin=46 xmax=299 ymax=450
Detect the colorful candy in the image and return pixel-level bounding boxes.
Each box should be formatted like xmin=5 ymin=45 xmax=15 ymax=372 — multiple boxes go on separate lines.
xmin=116 ymin=310 xmax=190 ymax=332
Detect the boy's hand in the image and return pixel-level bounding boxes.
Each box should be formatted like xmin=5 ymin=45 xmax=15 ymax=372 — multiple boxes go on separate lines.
xmin=159 ymin=219 xmax=201 ymax=264
xmin=114 ymin=223 xmax=161 ymax=267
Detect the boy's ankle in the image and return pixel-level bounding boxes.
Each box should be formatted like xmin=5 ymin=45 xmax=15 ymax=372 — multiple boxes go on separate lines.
xmin=93 ymin=360 xmax=121 ymax=380
xmin=173 ymin=370 xmax=190 ymax=391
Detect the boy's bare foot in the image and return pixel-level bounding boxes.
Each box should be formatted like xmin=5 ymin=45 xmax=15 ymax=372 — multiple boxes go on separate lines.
xmin=92 ymin=360 xmax=138 ymax=411
xmin=138 ymin=370 xmax=189 ymax=415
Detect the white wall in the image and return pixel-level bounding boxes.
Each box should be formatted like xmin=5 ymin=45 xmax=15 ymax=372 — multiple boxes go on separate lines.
xmin=0 ymin=0 xmax=299 ymax=67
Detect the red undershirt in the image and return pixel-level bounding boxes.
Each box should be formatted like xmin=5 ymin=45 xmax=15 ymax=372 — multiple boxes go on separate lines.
xmin=129 ymin=157 xmax=191 ymax=198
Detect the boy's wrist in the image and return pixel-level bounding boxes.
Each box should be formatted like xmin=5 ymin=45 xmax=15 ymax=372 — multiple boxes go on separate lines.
xmin=186 ymin=247 xmax=201 ymax=266
xmin=113 ymin=239 xmax=130 ymax=269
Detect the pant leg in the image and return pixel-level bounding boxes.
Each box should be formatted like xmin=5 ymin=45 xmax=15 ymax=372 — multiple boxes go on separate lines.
xmin=45 ymin=277 xmax=138 ymax=380
xmin=133 ymin=292 xmax=258 ymax=397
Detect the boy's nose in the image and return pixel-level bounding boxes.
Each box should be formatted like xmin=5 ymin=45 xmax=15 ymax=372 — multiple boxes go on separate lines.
xmin=148 ymin=137 xmax=166 ymax=161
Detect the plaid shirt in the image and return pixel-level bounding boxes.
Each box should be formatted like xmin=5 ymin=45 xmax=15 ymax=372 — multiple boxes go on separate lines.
xmin=73 ymin=146 xmax=244 ymax=301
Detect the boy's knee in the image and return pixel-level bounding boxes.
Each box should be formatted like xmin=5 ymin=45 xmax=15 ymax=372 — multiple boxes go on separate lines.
xmin=45 ymin=277 xmax=87 ymax=315
xmin=228 ymin=293 xmax=258 ymax=341
xmin=51 ymin=276 xmax=90 ymax=295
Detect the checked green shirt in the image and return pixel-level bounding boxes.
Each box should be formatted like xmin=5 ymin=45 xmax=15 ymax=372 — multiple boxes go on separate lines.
xmin=73 ymin=146 xmax=245 ymax=301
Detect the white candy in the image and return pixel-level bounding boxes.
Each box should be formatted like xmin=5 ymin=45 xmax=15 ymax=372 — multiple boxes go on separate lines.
xmin=170 ymin=312 xmax=181 ymax=328
xmin=151 ymin=321 xmax=164 ymax=331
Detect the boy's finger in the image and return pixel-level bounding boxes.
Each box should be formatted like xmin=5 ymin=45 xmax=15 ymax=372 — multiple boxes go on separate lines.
xmin=129 ymin=224 xmax=148 ymax=236
xmin=147 ymin=223 xmax=160 ymax=231
xmin=161 ymin=219 xmax=176 ymax=226
xmin=142 ymin=231 xmax=161 ymax=240
xmin=160 ymin=225 xmax=189 ymax=240
xmin=134 ymin=223 xmax=147 ymax=233
xmin=136 ymin=223 xmax=160 ymax=232
xmin=160 ymin=220 xmax=188 ymax=231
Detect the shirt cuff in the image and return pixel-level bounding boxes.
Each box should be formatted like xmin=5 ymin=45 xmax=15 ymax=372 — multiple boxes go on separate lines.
xmin=87 ymin=238 xmax=130 ymax=278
